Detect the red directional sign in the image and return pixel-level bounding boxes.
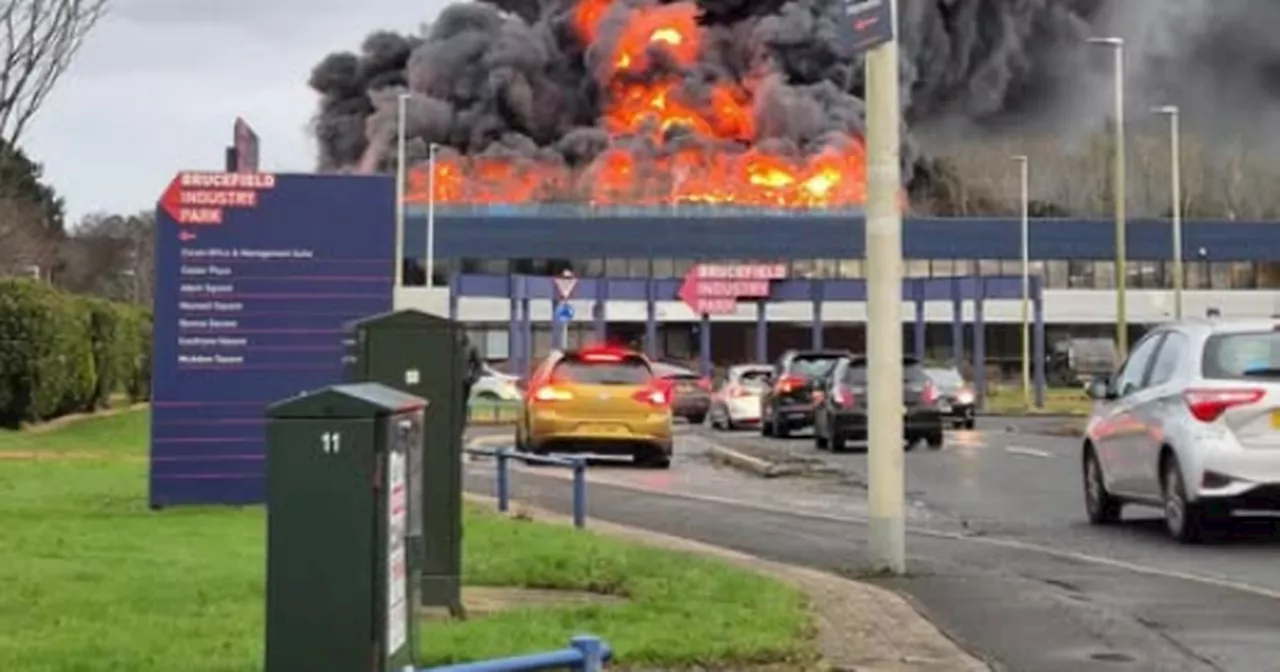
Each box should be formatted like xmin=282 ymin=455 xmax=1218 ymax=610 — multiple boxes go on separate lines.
xmin=678 ymin=263 xmax=786 ymax=315
xmin=158 ymin=171 xmax=276 ymax=225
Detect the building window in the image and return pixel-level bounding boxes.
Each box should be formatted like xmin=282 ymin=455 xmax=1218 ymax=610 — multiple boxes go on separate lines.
xmin=428 ymin=257 xmax=451 ymax=286
xmin=1093 ymin=261 xmax=1116 ymax=289
xmin=1127 ymin=260 xmax=1163 ymax=289
xmin=1227 ymin=262 xmax=1255 ymax=289
xmin=930 ymin=259 xmax=954 ymax=277
xmin=604 ymin=258 xmax=627 ymax=276
xmin=811 ymin=259 xmax=838 ymax=278
xmin=628 ymin=258 xmax=651 ymax=277
xmin=652 ymin=257 xmax=675 ymax=278
xmin=905 ymin=259 xmax=930 ymax=278
xmin=791 ymin=259 xmax=817 ymax=278
xmin=574 ymin=259 xmax=604 ymax=277
xmin=672 ymin=258 xmax=695 ymax=279
xmin=1209 ymin=262 xmax=1233 ymax=289
xmin=1043 ymin=261 xmax=1069 ymax=288
xmin=977 ymin=260 xmax=1001 ymax=276
xmin=837 ymin=259 xmax=862 ymax=278
xmin=1067 ymin=261 xmax=1093 ymax=288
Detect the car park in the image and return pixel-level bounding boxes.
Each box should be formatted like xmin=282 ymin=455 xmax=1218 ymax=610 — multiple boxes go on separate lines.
xmin=924 ymin=366 xmax=977 ymax=429
xmin=760 ymin=349 xmax=852 ymax=437
xmin=651 ymin=361 xmax=712 ymax=424
xmin=1081 ymin=319 xmax=1280 ymax=543
xmin=812 ymin=355 xmax=945 ymax=451
xmin=708 ymin=363 xmax=773 ymax=430
xmin=515 ymin=346 xmax=674 ymax=468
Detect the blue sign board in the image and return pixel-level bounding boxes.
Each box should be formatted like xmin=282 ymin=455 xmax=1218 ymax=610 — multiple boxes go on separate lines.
xmin=555 ymin=302 xmax=575 ymax=322
xmin=837 ymin=0 xmax=895 ymax=55
xmin=150 ymin=172 xmax=395 ymax=507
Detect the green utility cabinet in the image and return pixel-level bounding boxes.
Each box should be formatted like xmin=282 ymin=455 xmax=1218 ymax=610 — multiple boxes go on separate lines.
xmin=344 ymin=309 xmax=465 ymax=612
xmin=264 ymin=383 xmax=426 ymax=672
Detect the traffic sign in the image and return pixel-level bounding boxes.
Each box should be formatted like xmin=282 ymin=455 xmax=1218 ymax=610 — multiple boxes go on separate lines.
xmin=837 ymin=0 xmax=895 ymax=55
xmin=554 ymin=302 xmax=575 ymax=322
xmin=553 ymin=273 xmax=577 ymax=300
xmin=677 ymin=263 xmax=785 ymax=315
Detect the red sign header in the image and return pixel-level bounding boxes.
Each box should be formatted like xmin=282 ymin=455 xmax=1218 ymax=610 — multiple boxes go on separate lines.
xmin=679 ymin=263 xmax=786 ymax=315
xmin=158 ymin=171 xmax=276 ymax=225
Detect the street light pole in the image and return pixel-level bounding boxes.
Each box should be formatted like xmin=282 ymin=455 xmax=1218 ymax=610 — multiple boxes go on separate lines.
xmin=1012 ymin=155 xmax=1030 ymax=409
xmin=864 ymin=0 xmax=905 ymax=575
xmin=1089 ymin=36 xmax=1127 ymax=357
xmin=427 ymin=142 xmax=439 ymax=288
xmin=1153 ymin=105 xmax=1183 ymax=319
xmin=394 ymin=93 xmax=409 ymax=288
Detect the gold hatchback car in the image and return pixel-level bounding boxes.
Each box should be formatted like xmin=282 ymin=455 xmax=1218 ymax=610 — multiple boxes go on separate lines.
xmin=515 ymin=347 xmax=674 ymax=468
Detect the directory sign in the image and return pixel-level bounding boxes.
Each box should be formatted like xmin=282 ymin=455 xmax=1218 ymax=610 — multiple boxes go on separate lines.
xmin=150 ymin=172 xmax=395 ymax=507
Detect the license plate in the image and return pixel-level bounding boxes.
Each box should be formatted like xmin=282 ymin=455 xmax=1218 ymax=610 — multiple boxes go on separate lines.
xmin=938 ymin=403 xmax=951 ymax=413
xmin=582 ymin=424 xmax=626 ymax=434
xmin=1271 ymin=411 xmax=1280 ymax=429
xmin=788 ymin=412 xmax=807 ymax=419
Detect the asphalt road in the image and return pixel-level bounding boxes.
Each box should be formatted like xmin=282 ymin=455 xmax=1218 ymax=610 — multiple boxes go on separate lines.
xmin=463 ymin=420 xmax=1280 ymax=671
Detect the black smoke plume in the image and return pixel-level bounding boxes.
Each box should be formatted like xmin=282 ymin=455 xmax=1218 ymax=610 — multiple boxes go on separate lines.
xmin=307 ymin=0 xmax=1280 ymax=192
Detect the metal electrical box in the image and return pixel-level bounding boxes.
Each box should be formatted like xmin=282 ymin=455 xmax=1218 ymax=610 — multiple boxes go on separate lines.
xmin=264 ymin=382 xmax=426 ymax=672
xmin=344 ymin=309 xmax=465 ymax=612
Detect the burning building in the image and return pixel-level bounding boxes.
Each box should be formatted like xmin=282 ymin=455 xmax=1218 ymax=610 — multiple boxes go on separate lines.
xmin=309 ymin=0 xmax=1104 ymax=210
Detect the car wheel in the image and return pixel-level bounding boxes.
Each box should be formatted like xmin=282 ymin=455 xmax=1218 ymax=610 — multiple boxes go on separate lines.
xmin=689 ymin=413 xmax=707 ymax=426
xmin=1162 ymin=456 xmax=1208 ymax=544
xmin=760 ymin=415 xmax=772 ymax=436
xmin=775 ymin=417 xmax=791 ymax=438
xmin=926 ymin=431 xmax=944 ymax=450
xmin=963 ymin=418 xmax=976 ymax=430
xmin=1083 ymin=445 xmax=1122 ymax=525
xmin=830 ymin=429 xmax=846 ymax=452
xmin=903 ymin=436 xmax=918 ymax=452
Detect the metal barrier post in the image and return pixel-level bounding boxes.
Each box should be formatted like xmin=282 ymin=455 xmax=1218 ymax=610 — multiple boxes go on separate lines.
xmin=496 ymin=448 xmax=511 ymax=513
xmin=571 ymin=635 xmax=606 ymax=671
xmin=572 ymin=457 xmax=586 ymax=529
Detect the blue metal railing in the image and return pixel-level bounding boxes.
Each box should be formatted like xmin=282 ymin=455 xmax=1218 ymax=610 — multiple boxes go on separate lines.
xmin=421 ymin=635 xmax=611 ymax=671
xmin=465 ymin=446 xmax=589 ymax=529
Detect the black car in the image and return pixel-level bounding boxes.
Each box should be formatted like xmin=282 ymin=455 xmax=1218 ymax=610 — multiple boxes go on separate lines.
xmin=812 ymin=355 xmax=945 ymax=452
xmin=651 ymin=362 xmax=711 ymax=424
xmin=760 ymin=349 xmax=852 ymax=437
xmin=923 ymin=366 xmax=977 ymax=429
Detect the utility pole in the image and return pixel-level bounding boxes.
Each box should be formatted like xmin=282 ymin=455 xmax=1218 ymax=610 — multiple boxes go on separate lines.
xmin=864 ymin=0 xmax=905 ymax=575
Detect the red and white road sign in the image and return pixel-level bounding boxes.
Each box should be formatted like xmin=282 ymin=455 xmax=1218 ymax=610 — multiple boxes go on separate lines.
xmin=553 ymin=273 xmax=578 ymax=300
xmin=678 ymin=263 xmax=785 ymax=315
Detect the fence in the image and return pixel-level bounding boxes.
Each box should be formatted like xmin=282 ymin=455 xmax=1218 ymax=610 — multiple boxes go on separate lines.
xmin=465 ymin=445 xmax=589 ymax=529
xmin=422 ymin=635 xmax=611 ymax=671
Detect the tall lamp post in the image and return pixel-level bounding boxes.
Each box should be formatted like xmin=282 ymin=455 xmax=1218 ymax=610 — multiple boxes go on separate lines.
xmin=1012 ymin=155 xmax=1031 ymax=408
xmin=864 ymin=0 xmax=905 ymax=575
xmin=1088 ymin=36 xmax=1128 ymax=357
xmin=427 ymin=142 xmax=439 ymax=288
xmin=394 ymin=93 xmax=410 ymax=288
xmin=1152 ymin=105 xmax=1183 ymax=319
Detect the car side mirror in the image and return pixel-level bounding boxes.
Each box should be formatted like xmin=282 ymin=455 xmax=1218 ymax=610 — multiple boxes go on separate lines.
xmin=1084 ymin=379 xmax=1110 ymax=400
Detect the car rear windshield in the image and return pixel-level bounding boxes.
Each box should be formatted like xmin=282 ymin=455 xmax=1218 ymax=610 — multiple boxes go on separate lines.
xmin=788 ymin=356 xmax=840 ymax=379
xmin=738 ymin=369 xmax=772 ymax=386
xmin=845 ymin=361 xmax=928 ymax=384
xmin=926 ymin=369 xmax=964 ymax=387
xmin=1202 ymin=331 xmax=1280 ymax=380
xmin=552 ymin=356 xmax=652 ymax=385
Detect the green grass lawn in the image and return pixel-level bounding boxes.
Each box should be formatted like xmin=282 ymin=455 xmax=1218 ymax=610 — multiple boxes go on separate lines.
xmin=0 ymin=410 xmax=812 ymax=671
xmin=983 ymin=385 xmax=1094 ymax=416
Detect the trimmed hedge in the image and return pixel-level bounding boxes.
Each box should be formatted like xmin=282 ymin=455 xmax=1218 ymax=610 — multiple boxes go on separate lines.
xmin=0 ymin=279 xmax=151 ymax=427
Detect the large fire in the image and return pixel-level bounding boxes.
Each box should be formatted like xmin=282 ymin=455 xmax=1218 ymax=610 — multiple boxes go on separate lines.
xmin=405 ymin=0 xmax=877 ymax=209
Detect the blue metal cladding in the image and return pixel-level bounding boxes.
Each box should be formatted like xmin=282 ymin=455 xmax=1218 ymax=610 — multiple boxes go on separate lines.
xmin=405 ymin=208 xmax=1280 ymax=260
xmin=150 ymin=173 xmax=395 ymax=507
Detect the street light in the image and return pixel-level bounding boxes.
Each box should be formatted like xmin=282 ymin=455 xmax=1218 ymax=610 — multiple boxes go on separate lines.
xmin=394 ymin=92 xmax=410 ymax=288
xmin=1152 ymin=104 xmax=1183 ymax=319
xmin=1012 ymin=155 xmax=1030 ymax=408
xmin=1088 ymin=36 xmax=1128 ymax=358
xmin=864 ymin=0 xmax=905 ymax=575
xmin=427 ymin=141 xmax=439 ymax=288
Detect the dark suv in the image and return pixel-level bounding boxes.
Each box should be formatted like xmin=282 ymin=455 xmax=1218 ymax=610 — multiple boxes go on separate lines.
xmin=759 ymin=349 xmax=851 ymax=437
xmin=813 ymin=355 xmax=945 ymax=452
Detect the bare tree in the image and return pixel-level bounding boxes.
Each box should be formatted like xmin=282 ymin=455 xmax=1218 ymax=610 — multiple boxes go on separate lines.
xmin=59 ymin=210 xmax=153 ymax=304
xmin=0 ymin=0 xmax=107 ymax=146
xmin=0 ymin=192 xmax=55 ymax=275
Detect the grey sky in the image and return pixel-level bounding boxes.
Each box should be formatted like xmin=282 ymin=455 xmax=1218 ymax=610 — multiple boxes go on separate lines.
xmin=24 ymin=0 xmax=447 ymax=224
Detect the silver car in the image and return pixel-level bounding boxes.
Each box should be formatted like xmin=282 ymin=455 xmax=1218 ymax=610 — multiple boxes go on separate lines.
xmin=1082 ymin=319 xmax=1280 ymax=543
xmin=708 ymin=364 xmax=773 ymax=430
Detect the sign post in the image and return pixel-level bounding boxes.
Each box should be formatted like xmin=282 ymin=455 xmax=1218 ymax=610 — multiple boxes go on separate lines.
xmin=552 ymin=270 xmax=577 ymax=350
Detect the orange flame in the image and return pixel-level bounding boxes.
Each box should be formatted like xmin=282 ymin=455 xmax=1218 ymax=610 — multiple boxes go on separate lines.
xmin=405 ymin=0 xmax=898 ymax=210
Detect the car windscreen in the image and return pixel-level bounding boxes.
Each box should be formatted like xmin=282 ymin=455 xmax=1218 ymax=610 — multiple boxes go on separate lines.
xmin=926 ymin=368 xmax=964 ymax=387
xmin=844 ymin=361 xmax=928 ymax=384
xmin=788 ymin=356 xmax=840 ymax=379
xmin=552 ymin=357 xmax=652 ymax=385
xmin=1202 ymin=331 xmax=1280 ymax=380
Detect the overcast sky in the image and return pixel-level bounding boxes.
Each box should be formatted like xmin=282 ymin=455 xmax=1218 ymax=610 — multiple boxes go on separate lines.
xmin=23 ymin=0 xmax=447 ymax=224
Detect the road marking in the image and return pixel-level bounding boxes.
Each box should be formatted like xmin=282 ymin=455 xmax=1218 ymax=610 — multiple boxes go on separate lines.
xmin=468 ymin=437 xmax=1280 ymax=603
xmin=1005 ymin=446 xmax=1052 ymax=458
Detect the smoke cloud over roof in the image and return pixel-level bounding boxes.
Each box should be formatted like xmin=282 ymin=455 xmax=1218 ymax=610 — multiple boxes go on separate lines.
xmin=307 ymin=0 xmax=1279 ymax=208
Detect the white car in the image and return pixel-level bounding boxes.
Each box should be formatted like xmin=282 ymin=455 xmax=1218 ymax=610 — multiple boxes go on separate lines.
xmin=470 ymin=365 xmax=521 ymax=402
xmin=708 ymin=364 xmax=773 ymax=430
xmin=1082 ymin=318 xmax=1280 ymax=543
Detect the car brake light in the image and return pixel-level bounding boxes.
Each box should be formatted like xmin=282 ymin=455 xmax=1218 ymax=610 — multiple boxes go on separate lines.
xmin=580 ymin=352 xmax=622 ymax=362
xmin=730 ymin=385 xmax=750 ymax=398
xmin=835 ymin=384 xmax=856 ymax=407
xmin=698 ymin=377 xmax=711 ymax=390
xmin=922 ymin=381 xmax=938 ymax=405
xmin=1183 ymin=388 xmax=1264 ymax=422
xmin=777 ymin=375 xmax=806 ymax=393
xmin=633 ymin=387 xmax=668 ymax=406
xmin=532 ymin=385 xmax=574 ymax=402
